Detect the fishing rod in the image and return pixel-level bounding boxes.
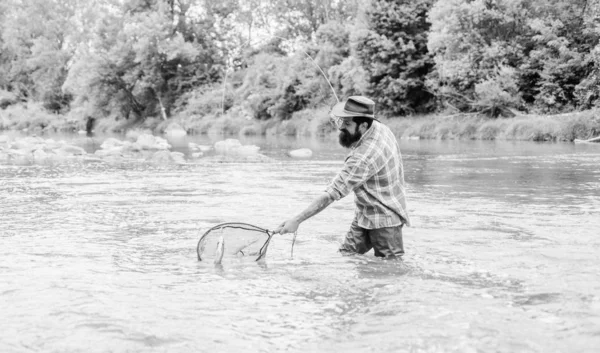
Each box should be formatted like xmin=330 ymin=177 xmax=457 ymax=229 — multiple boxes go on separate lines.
xmin=221 ymin=34 xmax=340 ymax=115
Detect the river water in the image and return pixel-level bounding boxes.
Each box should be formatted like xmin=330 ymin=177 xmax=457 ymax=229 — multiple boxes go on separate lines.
xmin=1 ymin=133 xmax=599 ymax=352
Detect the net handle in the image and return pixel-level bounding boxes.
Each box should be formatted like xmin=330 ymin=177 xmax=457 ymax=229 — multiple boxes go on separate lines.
xmin=291 ymin=231 xmax=297 ymax=259
xmin=254 ymin=229 xmax=274 ymax=262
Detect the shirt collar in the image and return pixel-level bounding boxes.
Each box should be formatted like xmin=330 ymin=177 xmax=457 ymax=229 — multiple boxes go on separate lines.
xmin=350 ymin=120 xmax=377 ymax=150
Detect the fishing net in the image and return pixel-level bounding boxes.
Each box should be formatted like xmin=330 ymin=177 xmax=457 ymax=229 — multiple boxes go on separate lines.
xmin=196 ymin=222 xmax=274 ymax=264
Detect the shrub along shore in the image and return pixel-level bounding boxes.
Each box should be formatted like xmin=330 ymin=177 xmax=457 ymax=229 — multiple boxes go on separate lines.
xmin=1 ymin=103 xmax=599 ymax=143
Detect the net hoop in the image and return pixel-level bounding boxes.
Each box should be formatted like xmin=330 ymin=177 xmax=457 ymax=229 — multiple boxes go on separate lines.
xmin=196 ymin=222 xmax=274 ymax=262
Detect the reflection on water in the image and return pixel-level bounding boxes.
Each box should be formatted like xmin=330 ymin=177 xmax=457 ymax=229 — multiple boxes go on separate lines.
xmin=1 ymin=134 xmax=600 ymax=352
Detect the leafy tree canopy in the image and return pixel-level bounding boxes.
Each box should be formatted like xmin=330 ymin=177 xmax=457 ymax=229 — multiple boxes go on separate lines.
xmin=355 ymin=0 xmax=436 ymax=116
xmin=63 ymin=0 xmax=233 ymax=121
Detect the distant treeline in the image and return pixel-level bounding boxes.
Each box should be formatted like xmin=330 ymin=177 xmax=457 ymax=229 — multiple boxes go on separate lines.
xmin=0 ymin=0 xmax=598 ymax=129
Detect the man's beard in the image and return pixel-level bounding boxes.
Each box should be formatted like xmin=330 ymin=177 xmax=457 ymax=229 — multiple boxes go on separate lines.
xmin=338 ymin=127 xmax=362 ymax=148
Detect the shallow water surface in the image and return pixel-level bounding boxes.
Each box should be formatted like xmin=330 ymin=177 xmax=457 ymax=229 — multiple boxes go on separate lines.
xmin=1 ymin=135 xmax=599 ymax=352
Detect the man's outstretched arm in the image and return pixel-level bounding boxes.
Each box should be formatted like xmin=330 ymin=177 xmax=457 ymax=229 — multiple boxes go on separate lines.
xmin=274 ymin=192 xmax=334 ymax=234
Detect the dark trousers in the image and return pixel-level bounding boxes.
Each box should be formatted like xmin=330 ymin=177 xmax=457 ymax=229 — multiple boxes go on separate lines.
xmin=339 ymin=219 xmax=405 ymax=258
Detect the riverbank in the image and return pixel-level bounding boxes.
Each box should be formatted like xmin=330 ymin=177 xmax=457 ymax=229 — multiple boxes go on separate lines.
xmin=1 ymin=102 xmax=599 ymax=142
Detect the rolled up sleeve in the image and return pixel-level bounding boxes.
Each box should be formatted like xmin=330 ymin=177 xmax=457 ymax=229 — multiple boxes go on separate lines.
xmin=325 ymin=156 xmax=373 ymax=201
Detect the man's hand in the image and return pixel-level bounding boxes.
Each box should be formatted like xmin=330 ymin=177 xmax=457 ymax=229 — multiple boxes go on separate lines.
xmin=274 ymin=218 xmax=300 ymax=235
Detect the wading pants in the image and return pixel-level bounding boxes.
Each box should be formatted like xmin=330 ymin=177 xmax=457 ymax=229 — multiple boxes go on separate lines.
xmin=339 ymin=218 xmax=405 ymax=258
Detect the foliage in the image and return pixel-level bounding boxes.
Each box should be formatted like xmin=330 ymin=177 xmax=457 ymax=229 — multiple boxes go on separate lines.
xmin=0 ymin=89 xmax=17 ymax=109
xmin=329 ymin=56 xmax=368 ymax=99
xmin=0 ymin=0 xmax=80 ymax=112
xmin=427 ymin=0 xmax=600 ymax=115
xmin=1 ymin=0 xmax=600 ymax=134
xmin=235 ymin=51 xmax=327 ymax=121
xmin=387 ymin=109 xmax=600 ymax=141
xmin=355 ymin=0 xmax=435 ymax=116
xmin=185 ymin=21 xmax=352 ymax=123
xmin=63 ymin=0 xmax=232 ymax=122
xmin=471 ymin=66 xmax=521 ymax=117
xmin=0 ymin=2 xmax=8 ymax=90
xmin=234 ymin=0 xmax=361 ymax=40
xmin=174 ymin=83 xmax=235 ymax=120
xmin=0 ymin=102 xmax=66 ymax=131
xmin=574 ymin=45 xmax=600 ymax=109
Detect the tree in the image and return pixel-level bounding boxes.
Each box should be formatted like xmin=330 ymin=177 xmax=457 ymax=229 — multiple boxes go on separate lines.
xmin=270 ymin=0 xmax=360 ymax=38
xmin=427 ymin=0 xmax=600 ymax=114
xmin=355 ymin=0 xmax=435 ymax=116
xmin=234 ymin=0 xmax=360 ymax=41
xmin=63 ymin=0 xmax=233 ymax=122
xmin=526 ymin=0 xmax=600 ymax=111
xmin=574 ymin=0 xmax=600 ymax=109
xmin=0 ymin=0 xmax=81 ymax=112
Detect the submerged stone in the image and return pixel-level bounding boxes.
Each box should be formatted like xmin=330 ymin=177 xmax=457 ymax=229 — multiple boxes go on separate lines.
xmin=188 ymin=142 xmax=212 ymax=152
xmin=288 ymin=148 xmax=313 ymax=158
xmin=201 ymin=153 xmax=273 ymax=163
xmin=170 ymin=151 xmax=186 ymax=164
xmin=137 ymin=134 xmax=171 ymax=150
xmin=57 ymin=145 xmax=86 ymax=156
xmin=32 ymin=149 xmax=49 ymax=161
xmin=100 ymin=138 xmax=124 ymax=150
xmin=214 ymin=139 xmax=242 ymax=154
xmin=151 ymin=150 xmax=187 ymax=164
xmin=165 ymin=123 xmax=187 ymax=138
xmin=125 ymin=129 xmax=153 ymax=141
xmin=95 ymin=147 xmax=123 ymax=157
xmin=214 ymin=139 xmax=260 ymax=157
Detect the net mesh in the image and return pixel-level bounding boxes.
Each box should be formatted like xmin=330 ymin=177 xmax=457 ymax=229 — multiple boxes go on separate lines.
xmin=196 ymin=222 xmax=273 ymax=263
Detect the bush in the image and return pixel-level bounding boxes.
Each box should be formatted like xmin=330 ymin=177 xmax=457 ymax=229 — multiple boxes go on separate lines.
xmin=473 ymin=67 xmax=522 ymax=117
xmin=0 ymin=102 xmax=62 ymax=131
xmin=428 ymin=0 xmax=599 ymax=114
xmin=478 ymin=121 xmax=507 ymax=140
xmin=174 ymin=83 xmax=233 ymax=119
xmin=383 ymin=116 xmax=418 ymax=138
xmin=291 ymin=107 xmax=336 ymax=136
xmin=239 ymin=124 xmax=261 ymax=136
xmin=0 ymin=89 xmax=17 ymax=109
xmin=329 ymin=56 xmax=368 ymax=98
xmin=556 ymin=113 xmax=600 ymax=141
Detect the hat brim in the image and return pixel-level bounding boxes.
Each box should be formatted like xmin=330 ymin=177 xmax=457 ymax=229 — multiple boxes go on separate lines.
xmin=331 ymin=101 xmax=375 ymax=118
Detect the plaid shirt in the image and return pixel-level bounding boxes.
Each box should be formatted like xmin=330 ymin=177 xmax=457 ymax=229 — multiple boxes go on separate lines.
xmin=325 ymin=121 xmax=410 ymax=229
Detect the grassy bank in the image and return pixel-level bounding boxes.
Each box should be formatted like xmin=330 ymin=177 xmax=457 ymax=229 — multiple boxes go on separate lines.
xmin=2 ymin=102 xmax=599 ymax=142
xmin=384 ymin=110 xmax=600 ymax=142
xmin=167 ymin=108 xmax=600 ymax=142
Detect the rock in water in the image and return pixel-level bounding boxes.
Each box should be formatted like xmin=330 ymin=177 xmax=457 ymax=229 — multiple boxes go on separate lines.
xmin=57 ymin=145 xmax=86 ymax=156
xmin=170 ymin=152 xmax=186 ymax=164
xmin=136 ymin=134 xmax=171 ymax=150
xmin=100 ymin=138 xmax=125 ymax=150
xmin=165 ymin=123 xmax=187 ymax=138
xmin=32 ymin=149 xmax=49 ymax=162
xmin=288 ymin=148 xmax=313 ymax=158
xmin=214 ymin=139 xmax=242 ymax=154
xmin=214 ymin=139 xmax=260 ymax=157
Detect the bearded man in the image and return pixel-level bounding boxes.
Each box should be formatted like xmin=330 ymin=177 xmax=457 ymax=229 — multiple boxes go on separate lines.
xmin=274 ymin=96 xmax=410 ymax=258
